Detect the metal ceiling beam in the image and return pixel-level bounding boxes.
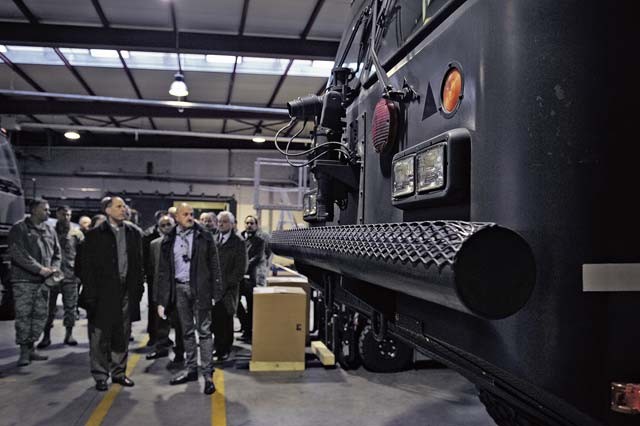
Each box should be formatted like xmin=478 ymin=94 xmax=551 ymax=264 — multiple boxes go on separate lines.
xmin=13 ymin=129 xmax=308 ymax=151
xmin=222 ymin=0 xmax=250 ymax=134
xmin=11 ymin=0 xmax=38 ymax=24
xmin=0 ymin=22 xmax=339 ymax=60
xmin=0 ymin=90 xmax=290 ymax=120
xmin=301 ymin=0 xmax=326 ymax=39
xmin=90 ymin=0 xmax=110 ymax=28
xmin=0 ymin=53 xmax=83 ymax=126
xmin=53 ymin=48 xmax=119 ymax=128
xmin=238 ymin=0 xmax=250 ymax=35
xmin=18 ymin=122 xmax=309 ymax=144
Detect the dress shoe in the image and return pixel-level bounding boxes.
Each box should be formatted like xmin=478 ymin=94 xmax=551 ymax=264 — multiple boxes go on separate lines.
xmin=95 ymin=380 xmax=108 ymax=391
xmin=146 ymin=349 xmax=169 ymax=360
xmin=166 ymin=356 xmax=185 ymax=370
xmin=239 ymin=334 xmax=252 ymax=343
xmin=170 ymin=370 xmax=198 ymax=385
xmin=213 ymin=352 xmax=230 ymax=363
xmin=203 ymin=379 xmax=216 ymax=395
xmin=112 ymin=376 xmax=135 ymax=387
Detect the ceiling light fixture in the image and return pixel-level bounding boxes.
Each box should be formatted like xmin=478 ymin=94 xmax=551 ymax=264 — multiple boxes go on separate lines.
xmin=168 ymin=3 xmax=188 ymax=99
xmin=252 ymin=128 xmax=266 ymax=143
xmin=169 ymin=73 xmax=188 ymax=97
xmin=64 ymin=130 xmax=80 ymax=140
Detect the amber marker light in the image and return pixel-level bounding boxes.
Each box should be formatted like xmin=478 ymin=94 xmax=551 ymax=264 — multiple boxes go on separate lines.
xmin=441 ymin=67 xmax=463 ymax=114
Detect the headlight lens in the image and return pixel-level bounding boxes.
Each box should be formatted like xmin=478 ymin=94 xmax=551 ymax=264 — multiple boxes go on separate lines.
xmin=392 ymin=156 xmax=415 ymax=198
xmin=303 ymin=192 xmax=317 ymax=216
xmin=416 ymin=144 xmax=445 ymax=192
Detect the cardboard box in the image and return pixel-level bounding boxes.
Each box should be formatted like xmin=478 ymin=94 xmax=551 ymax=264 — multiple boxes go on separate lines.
xmin=266 ymin=276 xmax=311 ymax=342
xmin=250 ymin=286 xmax=307 ymax=372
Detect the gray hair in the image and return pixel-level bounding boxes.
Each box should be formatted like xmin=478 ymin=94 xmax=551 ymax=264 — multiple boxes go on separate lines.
xmin=217 ymin=210 xmax=235 ymax=224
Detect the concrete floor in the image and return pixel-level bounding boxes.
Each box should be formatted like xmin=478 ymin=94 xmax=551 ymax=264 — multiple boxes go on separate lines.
xmin=0 ymin=298 xmax=495 ymax=426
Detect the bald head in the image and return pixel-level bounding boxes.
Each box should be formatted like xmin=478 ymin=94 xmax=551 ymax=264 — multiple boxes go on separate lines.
xmin=175 ymin=203 xmax=194 ymax=229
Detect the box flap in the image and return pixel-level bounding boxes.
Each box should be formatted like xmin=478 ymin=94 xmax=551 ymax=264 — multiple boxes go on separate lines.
xmin=254 ymin=286 xmax=306 ymax=295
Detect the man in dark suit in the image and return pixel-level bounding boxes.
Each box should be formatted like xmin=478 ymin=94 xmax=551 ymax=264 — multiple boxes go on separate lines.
xmin=142 ymin=210 xmax=166 ymax=347
xmin=146 ymin=214 xmax=184 ymax=366
xmin=238 ymin=215 xmax=267 ymax=342
xmin=79 ymin=196 xmax=144 ymax=391
xmin=156 ymin=203 xmax=222 ymax=395
xmin=213 ymin=211 xmax=247 ymax=362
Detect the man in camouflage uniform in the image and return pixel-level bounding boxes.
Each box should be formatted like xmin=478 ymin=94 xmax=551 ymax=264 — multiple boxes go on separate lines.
xmin=9 ymin=199 xmax=61 ymax=366
xmin=38 ymin=206 xmax=84 ymax=348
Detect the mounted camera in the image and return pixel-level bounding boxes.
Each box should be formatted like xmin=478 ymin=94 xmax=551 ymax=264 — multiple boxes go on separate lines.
xmin=286 ymin=67 xmax=358 ymax=225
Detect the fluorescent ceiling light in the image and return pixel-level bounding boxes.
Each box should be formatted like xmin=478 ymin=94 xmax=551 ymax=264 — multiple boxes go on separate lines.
xmin=59 ymin=47 xmax=90 ymax=55
xmin=64 ymin=130 xmax=81 ymax=140
xmin=312 ymin=60 xmax=334 ymax=69
xmin=90 ymin=49 xmax=123 ymax=58
xmin=130 ymin=51 xmax=167 ymax=58
xmin=6 ymin=45 xmax=45 ymax=52
xmin=206 ymin=54 xmax=237 ymax=64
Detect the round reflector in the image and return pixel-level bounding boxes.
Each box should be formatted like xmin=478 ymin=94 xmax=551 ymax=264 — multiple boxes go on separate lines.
xmin=441 ymin=66 xmax=463 ymax=115
xmin=371 ymin=98 xmax=398 ymax=153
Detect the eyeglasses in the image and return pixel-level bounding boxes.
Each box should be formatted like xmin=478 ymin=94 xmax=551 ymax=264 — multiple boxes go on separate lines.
xmin=159 ymin=223 xmax=173 ymax=228
xmin=245 ymin=222 xmax=256 ymax=226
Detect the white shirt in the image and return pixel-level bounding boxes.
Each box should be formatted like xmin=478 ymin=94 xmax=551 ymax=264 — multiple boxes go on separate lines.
xmin=217 ymin=231 xmax=231 ymax=246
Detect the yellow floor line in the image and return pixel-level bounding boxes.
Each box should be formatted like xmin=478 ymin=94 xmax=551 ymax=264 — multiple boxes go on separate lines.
xmin=85 ymin=335 xmax=149 ymax=426
xmin=211 ymin=369 xmax=227 ymax=426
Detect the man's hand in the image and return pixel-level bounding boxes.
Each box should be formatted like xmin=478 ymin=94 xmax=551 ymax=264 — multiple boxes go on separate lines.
xmin=39 ymin=267 xmax=54 ymax=277
xmin=157 ymin=305 xmax=167 ymax=320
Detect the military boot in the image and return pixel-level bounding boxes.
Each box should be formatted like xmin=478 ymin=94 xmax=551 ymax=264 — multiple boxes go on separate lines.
xmin=29 ymin=344 xmax=48 ymax=361
xmin=17 ymin=345 xmax=31 ymax=367
xmin=64 ymin=327 xmax=78 ymax=346
xmin=36 ymin=330 xmax=51 ymax=349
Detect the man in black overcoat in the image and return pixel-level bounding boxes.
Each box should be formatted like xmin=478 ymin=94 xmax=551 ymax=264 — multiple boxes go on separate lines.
xmin=156 ymin=203 xmax=223 ymax=395
xmin=213 ymin=211 xmax=247 ymax=362
xmin=79 ymin=196 xmax=144 ymax=391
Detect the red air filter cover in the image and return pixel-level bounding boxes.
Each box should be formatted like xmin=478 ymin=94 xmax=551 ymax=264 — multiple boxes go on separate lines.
xmin=371 ymin=98 xmax=398 ymax=153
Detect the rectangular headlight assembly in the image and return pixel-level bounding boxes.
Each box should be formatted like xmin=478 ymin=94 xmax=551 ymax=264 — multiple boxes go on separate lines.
xmin=390 ymin=129 xmax=470 ymax=209
xmin=416 ymin=143 xmax=445 ymax=192
xmin=303 ymin=191 xmax=317 ymax=217
xmin=392 ymin=156 xmax=415 ymax=198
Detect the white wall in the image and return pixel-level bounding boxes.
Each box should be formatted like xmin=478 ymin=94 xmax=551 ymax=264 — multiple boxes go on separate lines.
xmin=16 ymin=146 xmax=305 ymax=232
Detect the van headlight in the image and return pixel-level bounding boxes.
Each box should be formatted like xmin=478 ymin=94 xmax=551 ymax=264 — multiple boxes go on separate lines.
xmin=416 ymin=143 xmax=445 ymax=192
xmin=392 ymin=156 xmax=415 ymax=198
xmin=303 ymin=191 xmax=317 ymax=217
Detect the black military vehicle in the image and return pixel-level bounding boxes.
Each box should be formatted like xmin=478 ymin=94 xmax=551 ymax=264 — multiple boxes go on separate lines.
xmin=271 ymin=1 xmax=639 ymax=425
xmin=0 ymin=131 xmax=25 ymax=320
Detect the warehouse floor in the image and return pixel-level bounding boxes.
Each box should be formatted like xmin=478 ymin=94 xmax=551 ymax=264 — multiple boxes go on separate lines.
xmin=0 ymin=300 xmax=494 ymax=426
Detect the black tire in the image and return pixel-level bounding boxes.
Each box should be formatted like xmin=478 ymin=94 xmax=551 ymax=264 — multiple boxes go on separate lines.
xmin=478 ymin=389 xmax=543 ymax=426
xmin=358 ymin=325 xmax=413 ymax=373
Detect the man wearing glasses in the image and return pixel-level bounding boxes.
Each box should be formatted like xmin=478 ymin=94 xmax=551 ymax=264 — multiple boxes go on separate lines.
xmin=156 ymin=203 xmax=222 ymax=395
